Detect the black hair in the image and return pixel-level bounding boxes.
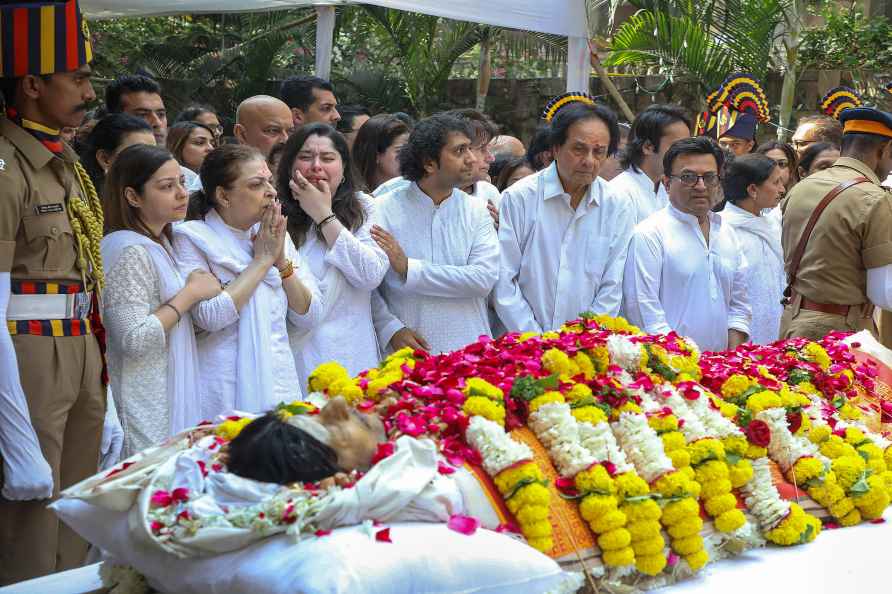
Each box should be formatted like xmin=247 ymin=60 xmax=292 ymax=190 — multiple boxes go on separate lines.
xmin=841 ymin=132 xmax=892 ymax=158
xmin=336 ymin=104 xmax=371 ymax=134
xmin=526 ymin=124 xmax=552 ymax=171
xmin=496 ymin=156 xmax=535 ymax=192
xmin=166 ymin=121 xmax=216 ymax=168
xmin=392 ymin=112 xmax=416 ymax=128
xmin=443 ymin=108 xmax=498 ymax=146
xmin=276 ymin=123 xmax=366 ymax=247
xmin=797 ymin=141 xmax=838 ymax=175
xmin=665 ymin=136 xmax=726 ymax=176
xmin=227 ymin=413 xmax=340 ymax=484
xmin=721 ymin=153 xmax=778 ymax=203
xmin=398 ymin=113 xmax=473 ymax=182
xmin=756 ymin=140 xmax=797 ymax=168
xmin=549 ymin=102 xmax=620 ymax=157
xmin=188 ymin=144 xmax=264 ymax=220
xmin=174 ymin=104 xmax=218 ymax=125
xmin=352 ymin=114 xmax=411 ymax=191
xmin=105 ymin=75 xmax=163 ymax=113
xmin=620 ymin=104 xmax=692 ymax=171
xmin=81 ymin=113 xmax=153 ymax=194
xmin=279 ymin=76 xmax=334 ymax=111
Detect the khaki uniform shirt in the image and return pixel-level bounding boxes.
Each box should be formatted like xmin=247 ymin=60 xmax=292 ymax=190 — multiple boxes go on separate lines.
xmin=781 ymin=157 xmax=892 ymax=305
xmin=0 ymin=117 xmax=88 ymax=283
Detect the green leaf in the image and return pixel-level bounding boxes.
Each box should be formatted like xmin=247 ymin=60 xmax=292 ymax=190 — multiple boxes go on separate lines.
xmin=737 ymin=407 xmax=753 ymax=428
xmin=643 ymin=344 xmax=677 ymax=381
xmin=797 ymin=523 xmax=814 ymax=545
xmin=849 ymin=473 xmax=871 ymax=497
xmin=505 ymin=477 xmax=548 ymax=501
xmin=787 ymin=369 xmax=813 ymax=386
xmin=726 ymin=452 xmax=742 ymax=465
xmin=832 ymin=395 xmax=846 ymax=410
xmin=510 ymin=374 xmax=559 ymax=402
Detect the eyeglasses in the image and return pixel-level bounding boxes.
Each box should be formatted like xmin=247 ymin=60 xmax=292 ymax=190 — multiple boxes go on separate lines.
xmin=772 ymin=159 xmax=790 ymax=168
xmin=668 ymin=172 xmax=721 ymax=187
xmin=791 ymin=140 xmax=814 ymax=149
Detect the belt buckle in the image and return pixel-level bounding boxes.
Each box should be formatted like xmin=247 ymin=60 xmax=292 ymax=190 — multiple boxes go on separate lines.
xmin=72 ymin=292 xmax=92 ymax=319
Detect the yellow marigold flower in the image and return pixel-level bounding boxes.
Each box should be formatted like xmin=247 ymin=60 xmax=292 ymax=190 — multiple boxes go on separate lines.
xmin=704 ymin=493 xmax=737 ymax=516
xmin=615 ymin=472 xmax=649 ymax=498
xmin=829 ymin=497 xmax=855 ymax=518
xmin=541 ymin=331 xmax=560 ymax=340
xmin=565 ymin=383 xmax=593 ymax=402
xmin=307 ymin=361 xmax=350 ymax=393
xmin=796 ymin=381 xmax=818 ymax=395
xmin=529 ymin=391 xmax=565 ymax=413
xmin=572 ymin=406 xmax=608 ymax=426
xmin=623 ymin=499 xmax=661 ymax=522
xmin=648 ymin=414 xmax=679 ymax=433
xmin=617 ymin=401 xmax=643 ymax=415
xmin=575 ymin=464 xmax=615 ymax=495
xmin=598 ymin=528 xmax=632 ymax=550
xmin=463 ymin=377 xmax=504 ymax=401
xmin=661 ymin=498 xmax=699 ymax=525
xmin=831 ymin=456 xmax=864 ymax=491
xmin=462 ymin=396 xmax=506 ymax=426
xmin=516 ymin=505 xmax=549 ymax=524
xmin=669 ymin=448 xmax=691 ymax=469
xmin=389 ymin=347 xmax=415 ymax=360
xmin=589 ymin=509 xmax=627 ymax=533
xmin=859 ymin=443 xmax=884 ymax=463
xmin=672 ymin=534 xmax=704 ymax=556
xmin=521 ymin=519 xmax=552 ymax=538
xmin=541 ymin=348 xmax=572 ymax=377
xmin=745 ymin=444 xmax=768 ymax=459
xmin=685 ymin=549 xmax=710 ymax=571
xmin=589 ymin=346 xmax=610 ymax=373
xmin=803 ymin=342 xmax=831 ymax=370
xmin=803 ymin=514 xmax=822 ymax=541
xmin=528 ymin=537 xmax=553 ymax=553
xmin=715 ymin=509 xmax=746 ymax=532
xmin=494 ymin=462 xmax=541 ymax=493
xmin=820 ymin=436 xmax=857 ymax=459
xmin=215 ymin=417 xmax=253 ymax=441
xmin=366 ymin=371 xmax=402 ymax=399
xmin=636 ymin=553 xmax=667 ymax=575
xmin=839 ymin=403 xmax=862 ymax=421
xmin=632 ymin=536 xmax=665 ymax=556
xmin=627 ymin=520 xmax=662 ymax=541
xmin=506 ymin=483 xmax=550 ymax=514
xmin=328 ymin=378 xmax=363 ymax=404
xmin=746 ymin=390 xmax=783 ymax=414
xmin=790 ymin=456 xmax=824 ymax=483
xmin=840 ymin=508 xmax=862 ymax=527
xmin=573 ymin=352 xmax=596 ymax=380
xmin=579 ymin=494 xmax=618 ymax=521
xmin=722 ymin=436 xmax=748 ymax=457
xmin=602 ymin=546 xmax=635 ymax=567
xmin=689 ymin=439 xmax=726 ymax=467
xmin=844 ymin=427 xmax=866 ymax=444
xmin=728 ymin=460 xmax=754 ymax=488
xmin=808 ymin=424 xmax=832 ymax=445
xmin=667 ymin=516 xmax=703 ymax=538
xmin=700 ymin=479 xmax=732 ymax=500
xmin=518 ymin=331 xmax=539 ymax=342
xmin=721 ymin=374 xmax=754 ymax=399
xmin=779 ymin=386 xmax=810 ymax=409
xmin=694 ymin=459 xmax=728 ymax=483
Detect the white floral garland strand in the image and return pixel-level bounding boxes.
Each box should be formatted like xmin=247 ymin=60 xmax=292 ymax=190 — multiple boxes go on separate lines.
xmin=606 ymin=334 xmax=644 ymax=372
xmin=645 ymin=386 xmax=709 ymax=442
xmin=465 ymin=415 xmax=534 ymax=476
xmin=755 ymin=408 xmax=829 ymax=473
xmin=528 ymin=403 xmax=596 ymax=477
xmin=577 ymin=419 xmax=634 ymax=475
xmin=740 ymin=457 xmax=791 ymax=531
xmin=611 ymin=413 xmax=674 ymax=484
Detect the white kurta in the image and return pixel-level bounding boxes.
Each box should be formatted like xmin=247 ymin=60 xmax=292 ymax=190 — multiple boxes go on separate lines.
xmin=102 ymin=245 xmax=169 ymax=457
xmin=608 ymin=167 xmax=669 ymax=224
xmin=622 ymin=204 xmax=752 ymax=352
xmin=374 ymin=176 xmax=500 ymax=207
xmin=291 ymin=193 xmax=389 ymax=380
xmin=172 ymin=211 xmax=323 ymax=418
xmin=721 ymin=203 xmax=784 ymax=344
xmin=371 ymin=183 xmax=499 ymax=354
xmin=494 ymin=162 xmax=635 ymax=333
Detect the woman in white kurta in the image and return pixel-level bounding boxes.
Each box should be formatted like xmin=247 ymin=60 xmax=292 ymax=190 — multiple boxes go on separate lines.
xmin=720 ymin=153 xmax=787 ymax=344
xmin=101 ymin=145 xmax=223 ymax=457
xmin=172 ymin=145 xmax=323 ymax=419
xmin=277 ymin=124 xmax=389 ymax=379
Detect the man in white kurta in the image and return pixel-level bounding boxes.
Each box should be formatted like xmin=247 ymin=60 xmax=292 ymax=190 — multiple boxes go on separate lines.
xmin=370 ymin=114 xmax=499 ymax=354
xmin=623 ymin=136 xmax=751 ymax=352
xmin=608 ymin=104 xmax=692 ymax=224
xmin=495 ymin=102 xmax=635 ymax=333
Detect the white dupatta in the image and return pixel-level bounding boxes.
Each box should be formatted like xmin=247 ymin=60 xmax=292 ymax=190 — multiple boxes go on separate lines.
xmin=172 ymin=210 xmax=281 ymax=412
xmin=101 ymin=230 xmax=202 ymax=434
xmin=721 ymin=203 xmax=783 ymax=264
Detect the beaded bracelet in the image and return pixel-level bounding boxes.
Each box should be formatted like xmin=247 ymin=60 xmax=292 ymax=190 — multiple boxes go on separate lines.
xmin=318 ymin=213 xmax=338 ymax=229
xmin=278 ymin=259 xmax=295 ymax=280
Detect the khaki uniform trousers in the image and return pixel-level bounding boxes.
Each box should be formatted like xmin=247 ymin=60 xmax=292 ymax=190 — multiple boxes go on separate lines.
xmin=0 ymin=333 xmax=104 ymax=585
xmin=779 ymin=293 xmax=875 ymax=340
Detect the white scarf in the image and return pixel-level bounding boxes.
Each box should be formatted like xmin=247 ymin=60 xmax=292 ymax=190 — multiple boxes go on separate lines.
xmin=172 ymin=209 xmax=281 ymax=413
xmin=721 ymin=203 xmax=783 ymax=264
xmin=101 ymin=230 xmax=202 ymax=435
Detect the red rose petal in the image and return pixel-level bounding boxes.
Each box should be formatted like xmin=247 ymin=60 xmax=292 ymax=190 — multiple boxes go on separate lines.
xmin=314 ymin=529 xmax=332 ymax=537
xmin=447 ymin=514 xmax=480 ymax=536
xmin=375 ymin=528 xmax=392 ymax=543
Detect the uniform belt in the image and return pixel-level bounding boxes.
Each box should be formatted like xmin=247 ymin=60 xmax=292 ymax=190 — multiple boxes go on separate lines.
xmin=7 ymin=318 xmax=92 ymax=337
xmin=800 ymin=297 xmax=873 ymax=318
xmin=6 ymin=292 xmax=93 ymax=320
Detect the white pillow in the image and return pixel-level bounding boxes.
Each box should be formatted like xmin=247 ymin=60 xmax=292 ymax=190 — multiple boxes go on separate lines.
xmin=53 ymin=498 xmax=581 ymax=594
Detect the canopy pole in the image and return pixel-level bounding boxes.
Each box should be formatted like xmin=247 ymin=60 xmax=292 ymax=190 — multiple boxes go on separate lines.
xmin=566 ymin=35 xmax=591 ymax=93
xmin=314 ymin=5 xmax=336 ymax=80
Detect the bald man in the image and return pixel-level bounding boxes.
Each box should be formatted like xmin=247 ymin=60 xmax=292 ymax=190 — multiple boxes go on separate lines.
xmin=234 ymin=95 xmax=294 ymax=157
xmin=489 ymin=134 xmax=525 ymax=158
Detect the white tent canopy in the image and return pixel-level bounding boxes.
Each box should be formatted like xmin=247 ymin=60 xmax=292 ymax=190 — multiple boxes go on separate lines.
xmin=81 ymin=0 xmax=592 ymax=92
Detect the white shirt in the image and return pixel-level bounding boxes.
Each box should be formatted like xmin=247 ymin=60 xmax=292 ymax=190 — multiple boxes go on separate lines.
xmin=721 ymin=203 xmax=784 ymax=344
xmin=622 ymin=204 xmax=751 ymax=352
xmin=172 ymin=211 xmax=323 ymax=418
xmin=291 ymin=193 xmax=389 ymax=379
xmin=883 ymin=173 xmax=892 ymax=189
xmin=371 ymin=182 xmax=499 ymax=354
xmin=608 ymin=167 xmax=669 ymax=223
xmin=374 ymin=176 xmax=500 ymax=207
xmin=495 ymin=162 xmax=635 ymax=333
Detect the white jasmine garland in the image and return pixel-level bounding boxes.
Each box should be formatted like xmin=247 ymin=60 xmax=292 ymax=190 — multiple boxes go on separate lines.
xmin=529 ymin=403 xmax=595 ymax=477
xmin=832 ymin=418 xmax=892 ymax=450
xmin=612 ymin=413 xmax=674 ymax=483
xmin=682 ymin=388 xmax=745 ymax=440
xmin=606 ymin=334 xmax=643 ymax=372
xmin=740 ymin=457 xmax=791 ymax=531
xmin=654 ymin=385 xmax=709 ymax=442
xmin=465 ymin=415 xmax=533 ymax=476
xmin=755 ymin=408 xmax=828 ymax=473
xmin=577 ymin=420 xmax=634 ymax=475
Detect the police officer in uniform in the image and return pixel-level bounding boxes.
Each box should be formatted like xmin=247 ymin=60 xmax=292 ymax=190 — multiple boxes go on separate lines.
xmin=0 ymin=1 xmax=108 ymax=584
xmin=780 ymin=107 xmax=892 ymax=340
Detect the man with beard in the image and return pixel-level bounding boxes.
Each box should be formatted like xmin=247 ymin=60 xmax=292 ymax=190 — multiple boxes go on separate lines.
xmin=0 ymin=0 xmax=111 ymax=584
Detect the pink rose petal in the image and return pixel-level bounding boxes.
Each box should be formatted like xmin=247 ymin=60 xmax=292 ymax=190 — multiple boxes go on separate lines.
xmin=448 ymin=514 xmax=480 ymax=536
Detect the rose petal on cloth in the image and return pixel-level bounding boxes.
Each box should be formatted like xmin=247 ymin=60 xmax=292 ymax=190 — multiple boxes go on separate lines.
xmin=314 ymin=529 xmax=332 ymax=537
xmin=375 ymin=528 xmax=392 ymax=543
xmin=437 ymin=461 xmax=456 ymax=475
xmin=447 ymin=514 xmax=480 ymax=536
xmin=150 ymin=490 xmax=172 ymax=508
